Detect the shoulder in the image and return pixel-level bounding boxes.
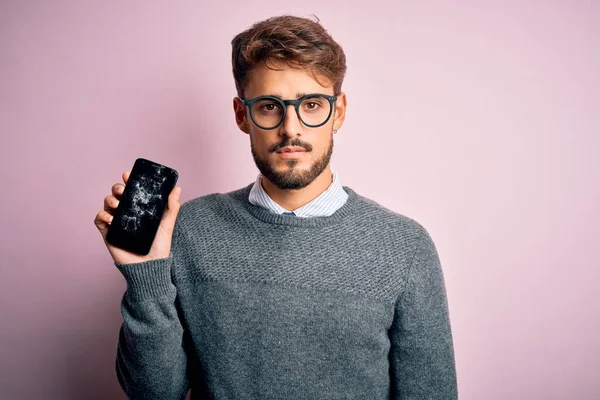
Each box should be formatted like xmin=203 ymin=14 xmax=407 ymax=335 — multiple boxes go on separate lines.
xmin=348 ymin=187 xmax=432 ymax=240
xmin=176 ymin=184 xmax=252 ymax=224
xmin=350 ymin=189 xmax=427 ymax=234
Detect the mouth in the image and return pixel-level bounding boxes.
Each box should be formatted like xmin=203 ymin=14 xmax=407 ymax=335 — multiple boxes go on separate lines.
xmin=276 ymin=146 xmax=307 ymax=158
xmin=277 ymin=146 xmax=306 ymax=153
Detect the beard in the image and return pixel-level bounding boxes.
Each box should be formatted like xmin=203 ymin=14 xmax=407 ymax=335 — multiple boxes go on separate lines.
xmin=251 ymin=131 xmax=334 ymax=190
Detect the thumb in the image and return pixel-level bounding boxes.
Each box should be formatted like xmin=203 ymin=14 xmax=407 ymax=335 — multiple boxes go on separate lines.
xmin=161 ymin=186 xmax=181 ymax=233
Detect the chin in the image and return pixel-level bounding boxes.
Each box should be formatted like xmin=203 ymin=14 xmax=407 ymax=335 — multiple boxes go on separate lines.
xmin=252 ymin=142 xmax=332 ymax=190
xmin=271 ymin=155 xmax=306 ymax=167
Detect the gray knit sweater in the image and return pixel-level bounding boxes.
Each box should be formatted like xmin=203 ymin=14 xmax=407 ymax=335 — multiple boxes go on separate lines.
xmin=114 ymin=183 xmax=458 ymax=399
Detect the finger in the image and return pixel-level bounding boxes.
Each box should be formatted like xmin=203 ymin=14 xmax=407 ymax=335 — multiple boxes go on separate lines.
xmin=94 ymin=211 xmax=114 ymax=235
xmin=112 ymin=183 xmax=125 ymax=199
xmin=104 ymin=195 xmax=119 ymax=212
xmin=122 ymin=170 xmax=130 ymax=185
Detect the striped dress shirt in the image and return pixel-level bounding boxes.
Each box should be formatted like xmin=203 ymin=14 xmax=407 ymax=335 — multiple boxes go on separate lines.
xmin=248 ymin=168 xmax=349 ymax=217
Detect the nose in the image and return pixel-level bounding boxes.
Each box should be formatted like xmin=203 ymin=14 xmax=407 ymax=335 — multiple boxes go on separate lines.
xmin=279 ymin=104 xmax=303 ymax=138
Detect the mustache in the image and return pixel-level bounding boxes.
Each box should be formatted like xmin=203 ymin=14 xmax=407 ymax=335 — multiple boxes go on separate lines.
xmin=269 ymin=138 xmax=313 ymax=153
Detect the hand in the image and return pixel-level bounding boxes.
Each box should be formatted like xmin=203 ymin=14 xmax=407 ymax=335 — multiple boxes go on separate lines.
xmin=94 ymin=170 xmax=182 ymax=265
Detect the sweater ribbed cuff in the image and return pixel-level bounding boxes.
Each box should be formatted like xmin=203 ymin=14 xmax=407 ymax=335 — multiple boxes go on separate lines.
xmin=114 ymin=255 xmax=174 ymax=300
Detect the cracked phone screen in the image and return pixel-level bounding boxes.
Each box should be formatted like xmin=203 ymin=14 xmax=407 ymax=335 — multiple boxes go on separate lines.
xmin=107 ymin=158 xmax=178 ymax=255
xmin=121 ymin=167 xmax=166 ymax=232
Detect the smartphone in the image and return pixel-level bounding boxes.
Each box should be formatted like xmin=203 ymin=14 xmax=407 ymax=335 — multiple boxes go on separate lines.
xmin=106 ymin=158 xmax=179 ymax=255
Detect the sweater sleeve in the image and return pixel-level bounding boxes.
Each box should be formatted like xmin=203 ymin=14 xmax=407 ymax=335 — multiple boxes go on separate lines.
xmin=113 ymin=223 xmax=190 ymax=399
xmin=389 ymin=228 xmax=458 ymax=399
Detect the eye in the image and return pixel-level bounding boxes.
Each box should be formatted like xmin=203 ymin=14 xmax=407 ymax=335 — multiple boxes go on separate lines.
xmin=302 ymin=100 xmax=323 ymax=111
xmin=259 ymin=102 xmax=282 ymax=112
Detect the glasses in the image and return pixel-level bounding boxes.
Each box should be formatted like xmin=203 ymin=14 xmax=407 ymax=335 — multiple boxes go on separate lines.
xmin=241 ymin=93 xmax=338 ymax=130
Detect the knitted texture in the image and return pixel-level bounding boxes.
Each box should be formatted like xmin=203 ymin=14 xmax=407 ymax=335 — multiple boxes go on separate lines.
xmin=114 ymin=183 xmax=458 ymax=399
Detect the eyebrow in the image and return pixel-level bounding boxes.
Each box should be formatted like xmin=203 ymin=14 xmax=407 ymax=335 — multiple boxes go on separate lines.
xmin=264 ymin=93 xmax=309 ymax=99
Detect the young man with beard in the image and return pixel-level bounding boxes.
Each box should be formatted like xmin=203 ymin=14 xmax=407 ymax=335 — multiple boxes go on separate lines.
xmin=94 ymin=14 xmax=458 ymax=400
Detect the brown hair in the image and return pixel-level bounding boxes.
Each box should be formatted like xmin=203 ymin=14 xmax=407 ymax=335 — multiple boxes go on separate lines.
xmin=231 ymin=14 xmax=347 ymax=98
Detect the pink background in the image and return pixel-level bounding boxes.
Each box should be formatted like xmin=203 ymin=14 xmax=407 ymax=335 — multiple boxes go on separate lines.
xmin=1 ymin=1 xmax=598 ymax=399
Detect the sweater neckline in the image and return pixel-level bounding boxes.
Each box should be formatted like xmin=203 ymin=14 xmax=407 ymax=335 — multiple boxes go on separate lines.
xmin=231 ymin=183 xmax=360 ymax=228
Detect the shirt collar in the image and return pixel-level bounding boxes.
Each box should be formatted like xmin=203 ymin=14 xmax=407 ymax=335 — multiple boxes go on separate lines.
xmin=248 ymin=167 xmax=349 ymax=218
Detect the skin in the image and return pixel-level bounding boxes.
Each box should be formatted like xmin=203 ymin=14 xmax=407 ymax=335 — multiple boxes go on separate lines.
xmin=233 ymin=61 xmax=347 ymax=211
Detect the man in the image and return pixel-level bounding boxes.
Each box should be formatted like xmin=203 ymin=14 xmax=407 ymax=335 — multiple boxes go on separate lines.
xmin=94 ymin=14 xmax=458 ymax=399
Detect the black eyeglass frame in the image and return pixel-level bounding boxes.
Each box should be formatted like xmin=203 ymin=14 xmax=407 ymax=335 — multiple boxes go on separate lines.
xmin=241 ymin=93 xmax=338 ymax=130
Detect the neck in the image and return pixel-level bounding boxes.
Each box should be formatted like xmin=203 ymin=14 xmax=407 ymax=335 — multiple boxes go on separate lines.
xmin=260 ymin=165 xmax=333 ymax=211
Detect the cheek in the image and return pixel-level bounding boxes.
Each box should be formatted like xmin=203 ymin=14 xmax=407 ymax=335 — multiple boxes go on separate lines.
xmin=249 ymin=132 xmax=273 ymax=153
xmin=312 ymin=130 xmax=332 ymax=151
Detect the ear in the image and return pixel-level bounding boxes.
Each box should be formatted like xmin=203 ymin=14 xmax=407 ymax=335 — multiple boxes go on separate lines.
xmin=233 ymin=97 xmax=250 ymax=134
xmin=332 ymin=92 xmax=347 ymax=132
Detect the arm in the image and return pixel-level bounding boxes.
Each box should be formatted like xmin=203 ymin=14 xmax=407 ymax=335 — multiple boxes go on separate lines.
xmin=389 ymin=228 xmax=458 ymax=399
xmin=114 ymin=225 xmax=189 ymax=399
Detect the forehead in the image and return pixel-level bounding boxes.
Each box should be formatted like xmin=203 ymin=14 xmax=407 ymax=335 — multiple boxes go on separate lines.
xmin=244 ymin=63 xmax=333 ymax=99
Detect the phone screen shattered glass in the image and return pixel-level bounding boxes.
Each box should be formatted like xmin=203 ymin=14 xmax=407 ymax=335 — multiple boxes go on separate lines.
xmin=120 ymin=164 xmax=168 ymax=232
